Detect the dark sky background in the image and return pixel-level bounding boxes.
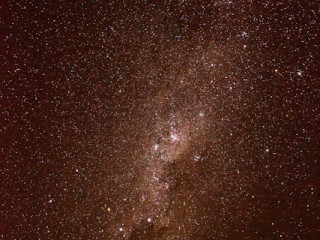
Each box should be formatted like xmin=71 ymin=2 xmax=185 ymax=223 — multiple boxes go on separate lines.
xmin=1 ymin=1 xmax=320 ymax=239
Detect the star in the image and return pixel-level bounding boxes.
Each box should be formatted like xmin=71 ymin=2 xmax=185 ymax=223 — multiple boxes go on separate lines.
xmin=170 ymin=132 xmax=179 ymax=142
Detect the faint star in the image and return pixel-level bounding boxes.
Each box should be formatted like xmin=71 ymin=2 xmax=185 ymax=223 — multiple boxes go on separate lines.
xmin=153 ymin=143 xmax=160 ymax=151
xmin=297 ymin=70 xmax=303 ymax=76
xmin=193 ymin=154 xmax=201 ymax=161
xmin=241 ymin=31 xmax=249 ymax=37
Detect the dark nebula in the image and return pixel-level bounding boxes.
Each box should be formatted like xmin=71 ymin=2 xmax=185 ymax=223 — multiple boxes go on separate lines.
xmin=1 ymin=1 xmax=320 ymax=239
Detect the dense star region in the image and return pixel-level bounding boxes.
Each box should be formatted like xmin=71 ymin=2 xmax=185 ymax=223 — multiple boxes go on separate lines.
xmin=1 ymin=1 xmax=320 ymax=240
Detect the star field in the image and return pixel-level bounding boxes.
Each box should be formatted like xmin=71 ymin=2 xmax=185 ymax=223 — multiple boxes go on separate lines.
xmin=1 ymin=1 xmax=320 ymax=239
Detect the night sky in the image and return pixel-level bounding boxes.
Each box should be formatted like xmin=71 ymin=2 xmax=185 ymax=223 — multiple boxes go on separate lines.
xmin=1 ymin=1 xmax=320 ymax=239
